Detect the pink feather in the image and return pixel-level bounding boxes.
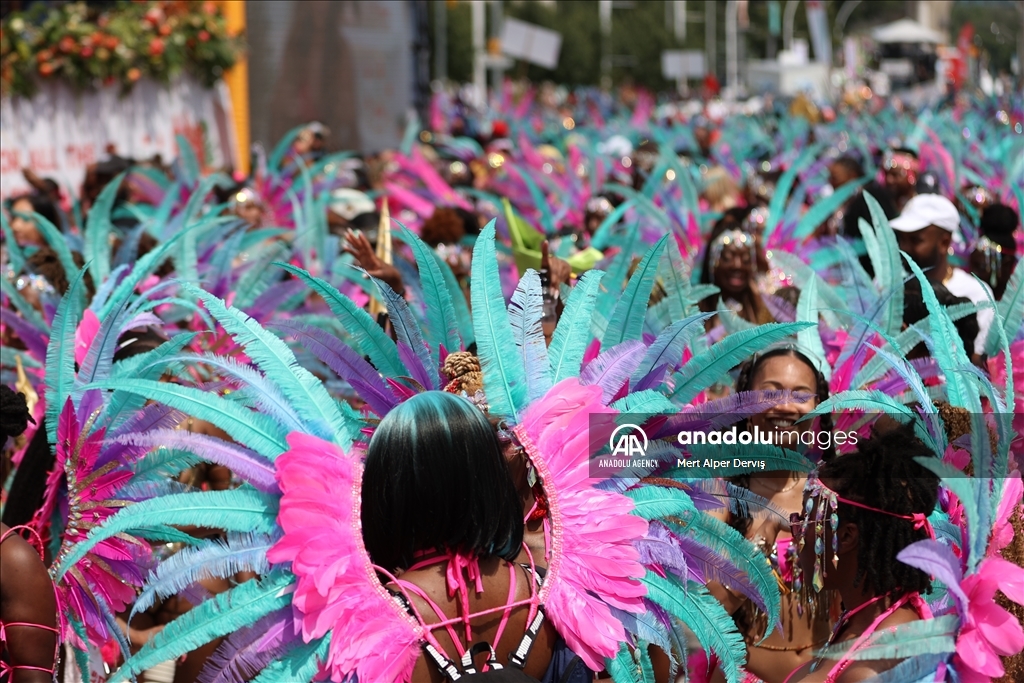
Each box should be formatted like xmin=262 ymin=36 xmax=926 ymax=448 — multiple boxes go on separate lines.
xmin=75 ymin=309 xmax=101 ymax=366
xmin=513 ymin=379 xmax=648 ymax=671
xmin=270 ymin=433 xmax=423 ymax=683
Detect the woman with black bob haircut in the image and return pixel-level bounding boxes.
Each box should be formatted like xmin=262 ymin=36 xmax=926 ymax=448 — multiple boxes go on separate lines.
xmin=784 ymin=422 xmax=941 ymax=682
xmin=361 ymin=391 xmax=581 ymax=682
xmin=361 ymin=391 xmax=523 ymax=571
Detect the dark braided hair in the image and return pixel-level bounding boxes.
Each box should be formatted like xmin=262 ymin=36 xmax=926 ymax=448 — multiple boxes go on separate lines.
xmin=0 ymin=385 xmax=31 ymax=443
xmin=818 ymin=422 xmax=939 ymax=598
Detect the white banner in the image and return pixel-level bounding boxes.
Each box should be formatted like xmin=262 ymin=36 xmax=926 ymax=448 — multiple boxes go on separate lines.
xmin=501 ymin=18 xmax=562 ymax=70
xmin=805 ymin=0 xmax=832 ymax=66
xmin=0 ymin=76 xmax=235 ymax=199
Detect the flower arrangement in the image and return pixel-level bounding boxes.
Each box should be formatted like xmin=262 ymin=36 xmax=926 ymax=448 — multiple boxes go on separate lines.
xmin=1 ymin=1 xmax=242 ymax=97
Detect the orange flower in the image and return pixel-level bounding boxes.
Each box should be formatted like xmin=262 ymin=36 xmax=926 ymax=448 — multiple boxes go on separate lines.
xmin=127 ymin=67 xmax=141 ymax=82
xmin=36 ymin=49 xmax=52 ymax=63
xmin=39 ymin=62 xmax=55 ymax=76
xmin=104 ymin=35 xmax=119 ymax=49
xmin=158 ymin=24 xmax=171 ymax=37
xmin=58 ymin=36 xmax=76 ymax=53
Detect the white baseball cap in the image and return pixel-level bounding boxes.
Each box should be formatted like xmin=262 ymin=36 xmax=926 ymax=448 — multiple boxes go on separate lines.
xmin=329 ymin=189 xmax=375 ymax=221
xmin=890 ymin=194 xmax=961 ymax=238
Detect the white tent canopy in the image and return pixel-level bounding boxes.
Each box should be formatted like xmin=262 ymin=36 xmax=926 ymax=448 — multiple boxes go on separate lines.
xmin=871 ymin=18 xmax=945 ymax=44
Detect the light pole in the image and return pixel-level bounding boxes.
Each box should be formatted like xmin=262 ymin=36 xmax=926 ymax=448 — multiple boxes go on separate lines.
xmin=783 ymin=0 xmax=799 ymax=52
xmin=833 ymin=0 xmax=862 ymax=43
xmin=600 ymin=0 xmax=612 ymax=90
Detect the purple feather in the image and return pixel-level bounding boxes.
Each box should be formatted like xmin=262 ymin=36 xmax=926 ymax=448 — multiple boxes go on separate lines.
xmin=197 ymin=609 xmax=297 ymax=683
xmin=397 ymin=341 xmax=435 ymax=393
xmin=248 ymin=280 xmax=307 ymax=321
xmin=269 ymin=321 xmax=396 ymax=416
xmin=674 ymin=534 xmax=767 ymax=614
xmin=633 ymin=363 xmax=670 ymax=393
xmin=762 ymin=293 xmax=796 ymax=322
xmin=897 ymin=540 xmax=966 ymax=617
xmin=101 ymin=404 xmax=182 ymax=467
xmin=636 ymin=523 xmax=698 ymax=582
xmin=3 ymin=313 xmax=49 ymax=359
xmin=114 ymin=430 xmax=279 ymax=492
xmin=580 ymin=340 xmax=646 ymax=403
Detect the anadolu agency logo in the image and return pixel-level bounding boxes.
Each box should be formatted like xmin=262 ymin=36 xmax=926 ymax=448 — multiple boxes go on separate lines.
xmin=609 ymin=423 xmax=649 ymax=458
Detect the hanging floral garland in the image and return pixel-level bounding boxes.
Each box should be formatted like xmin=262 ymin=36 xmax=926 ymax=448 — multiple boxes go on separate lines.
xmin=0 ymin=1 xmax=242 ymax=98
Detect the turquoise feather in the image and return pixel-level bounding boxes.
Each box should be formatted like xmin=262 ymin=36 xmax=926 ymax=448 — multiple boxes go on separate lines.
xmin=112 ymin=571 xmax=294 ymax=682
xmin=193 ymin=273 xmax=375 ymax=445
xmin=32 ymin=210 xmax=81 ymax=299
xmin=604 ymin=235 xmax=669 ymax=347
xmin=249 ymin=633 xmax=331 ymax=683
xmin=819 ymin=615 xmax=957 ymax=662
xmin=643 ymin=572 xmax=748 ymax=683
xmin=431 ymin=250 xmax=475 ymax=345
xmin=397 ymin=225 xmax=462 ymax=359
xmin=626 ymin=486 xmax=697 ymax=520
xmin=84 ymin=170 xmax=126 ymax=285
xmin=632 ymin=313 xmax=712 ymax=387
xmin=607 ymin=642 xmax=658 ymax=683
xmin=132 ymin=531 xmax=273 ymax=616
xmin=658 ymin=236 xmax=697 ymax=322
xmin=98 ymin=227 xmax=191 ymax=319
xmin=278 ymin=263 xmax=405 ymax=379
xmin=86 ymin=378 xmax=288 ymax=457
xmin=595 ymin=224 xmax=641 ymax=325
xmin=864 ymin=193 xmax=904 ymax=336
xmin=769 ymin=252 xmax=844 ymax=328
xmin=669 ymin=323 xmax=815 ymax=404
xmin=266 ymin=125 xmax=304 ymax=173
xmin=903 ymin=256 xmax=978 ymax=412
xmin=548 ymin=270 xmax=603 ymax=382
xmin=0 ymin=210 xmax=26 ymax=274
xmin=509 ymin=269 xmax=553 ymax=402
xmin=56 ymin=488 xmax=280 ymax=580
xmin=986 ymin=259 xmax=1022 ymax=355
xmin=765 ymin=143 xmax=822 ymax=239
xmin=44 ymin=268 xmax=86 ymax=442
xmin=793 ymin=179 xmax=866 ymax=240
xmin=471 ymin=222 xmax=527 ymax=421
xmin=591 ymin=199 xmax=636 ymax=250
xmin=795 ymin=279 xmax=830 ymax=381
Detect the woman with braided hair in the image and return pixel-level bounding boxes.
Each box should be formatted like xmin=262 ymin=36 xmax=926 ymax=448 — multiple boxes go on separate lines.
xmin=784 ymin=422 xmax=941 ymax=682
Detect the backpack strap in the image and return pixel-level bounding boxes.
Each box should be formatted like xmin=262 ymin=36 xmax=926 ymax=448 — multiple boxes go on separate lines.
xmin=508 ymin=565 xmax=546 ymax=670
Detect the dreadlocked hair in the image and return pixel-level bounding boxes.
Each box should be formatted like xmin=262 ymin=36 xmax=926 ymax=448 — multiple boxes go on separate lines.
xmin=0 ymin=385 xmax=31 ymax=442
xmin=818 ymin=422 xmax=939 ymax=599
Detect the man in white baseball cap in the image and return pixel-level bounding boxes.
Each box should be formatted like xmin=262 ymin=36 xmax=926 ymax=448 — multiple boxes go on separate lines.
xmin=891 ymin=194 xmax=993 ymax=357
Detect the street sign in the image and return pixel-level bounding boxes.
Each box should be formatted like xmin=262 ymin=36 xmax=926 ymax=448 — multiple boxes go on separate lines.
xmin=662 ymin=50 xmax=706 ymax=79
xmin=501 ymin=18 xmax=562 ymax=69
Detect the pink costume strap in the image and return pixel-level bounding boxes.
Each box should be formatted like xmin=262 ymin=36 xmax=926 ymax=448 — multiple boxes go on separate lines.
xmin=385 ymin=549 xmax=543 ymax=663
xmin=1 ymin=524 xmax=63 ymax=677
xmin=817 ymin=480 xmax=936 ymax=540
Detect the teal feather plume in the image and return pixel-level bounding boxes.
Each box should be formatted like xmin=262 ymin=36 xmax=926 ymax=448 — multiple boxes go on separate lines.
xmin=32 ymin=210 xmax=81 ymax=298
xmin=98 ymin=226 xmax=191 ymax=319
xmin=595 ymin=223 xmax=641 ymax=324
xmin=659 ymin=236 xmax=697 ymax=322
xmin=793 ymin=179 xmax=866 ymax=240
xmin=249 ymin=633 xmax=330 ymax=683
xmin=986 ymin=258 xmax=1022 ymax=355
xmin=716 ymin=300 xmax=757 ymax=335
xmin=607 ymin=642 xmax=657 ymax=683
xmin=869 ymin=654 xmax=950 ymax=683
xmin=626 ymin=485 xmax=697 ymax=520
xmin=230 ymin=241 xmax=290 ymax=310
xmin=864 ymin=193 xmax=904 ymax=336
xmin=277 ymin=263 xmax=405 ymax=379
xmin=600 ymin=185 xmax=671 ymax=229
xmin=591 ymin=199 xmax=635 ymax=250
xmin=266 ymin=124 xmax=305 ymax=173
xmin=509 ymin=269 xmax=553 ymax=402
xmin=112 ymin=571 xmax=294 ymax=682
xmin=548 ymin=270 xmax=603 ymax=382
xmin=106 ymin=333 xmax=196 ymax=427
xmin=632 ymin=313 xmax=712 ymax=387
xmin=84 ymin=170 xmax=126 ymax=285
xmin=44 ymin=268 xmax=86 ymax=442
xmin=471 ymin=222 xmax=527 ymax=422
xmin=396 ymin=225 xmax=461 ymax=358
xmin=175 ymin=133 xmax=201 ymax=184
xmin=85 ymin=379 xmax=288 ymax=457
xmin=661 ymin=511 xmax=781 ymax=637
xmin=795 ymin=279 xmax=830 ymax=381
xmin=0 ymin=347 xmax=42 ymax=369
xmin=603 ymin=235 xmax=669 ymax=347
xmin=768 ymin=252 xmax=844 ymax=328
xmin=431 ymin=249 xmax=474 ymax=346
xmin=643 ymin=572 xmax=748 ymax=683
xmin=74 ymin=293 xmax=131 ymax=390
xmin=902 ymin=255 xmax=979 ymax=412
xmin=132 ymin=531 xmax=274 ymax=616
xmin=669 ymin=322 xmax=815 ymax=404
xmin=183 ymin=284 xmax=354 ymax=444
xmin=818 ymin=615 xmax=957 ymax=662
xmin=765 ymin=143 xmax=822 ymax=239
xmin=56 ymin=488 xmax=280 ymax=580
xmin=0 ymin=209 xmax=26 ymax=274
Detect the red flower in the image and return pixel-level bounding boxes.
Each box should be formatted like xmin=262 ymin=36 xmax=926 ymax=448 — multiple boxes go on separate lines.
xmin=198 ymin=30 xmax=210 ymax=42
xmin=203 ymin=2 xmax=218 ymax=16
xmin=58 ymin=36 xmax=76 ymax=53
xmin=148 ymin=38 xmax=165 ymax=57
xmin=104 ymin=35 xmax=119 ymax=49
xmin=81 ymin=46 xmax=94 ymax=58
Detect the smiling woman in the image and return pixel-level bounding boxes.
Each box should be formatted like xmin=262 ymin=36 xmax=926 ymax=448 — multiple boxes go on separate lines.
xmin=699 ymin=212 xmax=775 ymax=327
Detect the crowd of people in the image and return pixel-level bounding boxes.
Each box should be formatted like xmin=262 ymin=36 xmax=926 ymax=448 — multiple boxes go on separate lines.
xmin=0 ymin=81 xmax=1022 ymax=683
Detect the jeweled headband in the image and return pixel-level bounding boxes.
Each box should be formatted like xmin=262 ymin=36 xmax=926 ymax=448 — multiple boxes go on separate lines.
xmin=709 ymin=229 xmax=757 ymax=269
